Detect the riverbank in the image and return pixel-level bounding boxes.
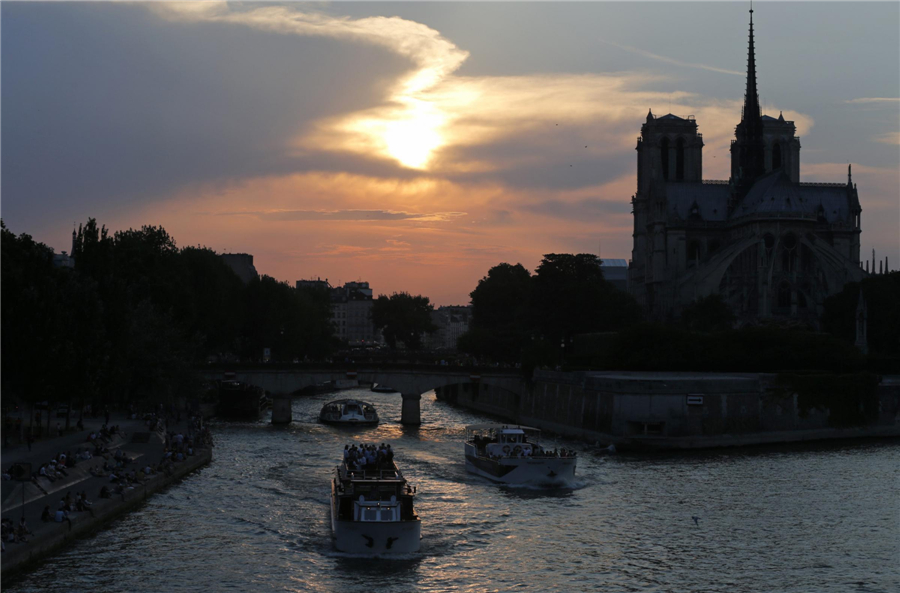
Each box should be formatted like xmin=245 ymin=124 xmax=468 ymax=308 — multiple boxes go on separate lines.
xmin=435 ymin=371 xmax=900 ymax=450
xmin=1 ymin=417 xmax=212 ymax=578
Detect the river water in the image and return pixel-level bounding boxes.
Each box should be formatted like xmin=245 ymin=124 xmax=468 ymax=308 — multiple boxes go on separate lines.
xmin=7 ymin=388 xmax=899 ymax=592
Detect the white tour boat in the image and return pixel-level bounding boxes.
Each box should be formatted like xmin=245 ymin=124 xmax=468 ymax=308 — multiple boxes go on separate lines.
xmin=330 ymin=451 xmax=421 ymax=554
xmin=319 ymin=399 xmax=379 ymax=426
xmin=464 ymin=423 xmax=576 ymax=485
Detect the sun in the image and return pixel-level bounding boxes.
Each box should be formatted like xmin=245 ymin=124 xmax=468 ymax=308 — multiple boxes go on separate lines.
xmin=381 ymin=100 xmax=445 ymax=169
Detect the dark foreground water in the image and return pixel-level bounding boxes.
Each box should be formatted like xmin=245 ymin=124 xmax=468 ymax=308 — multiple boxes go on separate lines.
xmin=7 ymin=389 xmax=899 ymax=592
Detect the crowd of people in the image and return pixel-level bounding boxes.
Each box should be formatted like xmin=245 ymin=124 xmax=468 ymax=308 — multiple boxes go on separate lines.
xmin=2 ymin=517 xmax=32 ymax=546
xmin=2 ymin=410 xmax=215 ymax=556
xmin=342 ymin=443 xmax=395 ymax=472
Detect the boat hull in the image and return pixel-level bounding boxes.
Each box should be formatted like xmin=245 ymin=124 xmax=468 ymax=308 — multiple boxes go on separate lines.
xmin=465 ymin=453 xmax=577 ymax=485
xmin=330 ymin=515 xmax=422 ymax=554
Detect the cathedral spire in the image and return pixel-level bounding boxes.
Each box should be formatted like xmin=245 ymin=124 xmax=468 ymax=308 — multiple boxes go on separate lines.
xmin=742 ymin=6 xmax=761 ymax=124
xmin=731 ymin=5 xmax=767 ymax=198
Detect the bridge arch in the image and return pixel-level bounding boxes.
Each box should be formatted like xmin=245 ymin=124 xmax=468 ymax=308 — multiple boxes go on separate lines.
xmin=201 ymin=365 xmax=527 ymax=425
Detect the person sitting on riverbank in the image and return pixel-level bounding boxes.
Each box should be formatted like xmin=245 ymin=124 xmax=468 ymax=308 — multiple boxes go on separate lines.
xmin=90 ymin=465 xmax=105 ymax=478
xmin=41 ymin=505 xmax=52 ymax=522
xmin=99 ymin=485 xmax=111 ymax=499
xmin=39 ymin=463 xmax=57 ymax=483
xmin=49 ymin=459 xmax=68 ymax=477
xmin=76 ymin=493 xmax=95 ymax=517
xmin=54 ymin=508 xmax=72 ymax=531
xmin=17 ymin=517 xmax=33 ymax=541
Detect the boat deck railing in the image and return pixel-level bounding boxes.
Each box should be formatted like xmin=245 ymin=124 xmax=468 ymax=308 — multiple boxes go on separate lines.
xmin=338 ymin=462 xmax=403 ymax=481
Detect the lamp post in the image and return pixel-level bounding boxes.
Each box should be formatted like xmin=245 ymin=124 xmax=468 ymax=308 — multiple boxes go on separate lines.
xmin=560 ymin=339 xmax=566 ymax=368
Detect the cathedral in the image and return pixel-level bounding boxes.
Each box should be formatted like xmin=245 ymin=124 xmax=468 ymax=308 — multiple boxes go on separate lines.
xmin=628 ymin=9 xmax=866 ymax=327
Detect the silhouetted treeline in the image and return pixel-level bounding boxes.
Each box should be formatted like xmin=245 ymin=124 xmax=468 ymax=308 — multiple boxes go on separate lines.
xmin=1 ymin=219 xmax=335 ymax=423
xmin=458 ymin=254 xmax=641 ymax=367
xmin=460 ymin=254 xmax=899 ymax=374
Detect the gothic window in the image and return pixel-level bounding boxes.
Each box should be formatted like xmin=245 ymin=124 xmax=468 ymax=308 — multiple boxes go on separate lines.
xmin=687 ymin=241 xmax=702 ymax=265
xmin=801 ymin=244 xmax=814 ymax=272
xmin=660 ymin=137 xmax=670 ymax=180
xmin=676 ymin=137 xmax=685 ymax=181
xmin=777 ymin=282 xmax=792 ymax=310
xmin=763 ymin=233 xmax=775 ymax=262
xmin=637 ymin=151 xmax=643 ymax=192
xmin=772 ymin=143 xmax=782 ymax=170
xmin=781 ymin=233 xmax=797 ymax=272
xmin=689 ymin=201 xmax=701 ymax=221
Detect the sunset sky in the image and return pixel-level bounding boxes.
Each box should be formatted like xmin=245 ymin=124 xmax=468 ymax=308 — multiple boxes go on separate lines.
xmin=3 ymin=2 xmax=898 ymax=305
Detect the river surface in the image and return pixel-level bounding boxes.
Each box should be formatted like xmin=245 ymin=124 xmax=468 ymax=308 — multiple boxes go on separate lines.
xmin=7 ymin=388 xmax=899 ymax=592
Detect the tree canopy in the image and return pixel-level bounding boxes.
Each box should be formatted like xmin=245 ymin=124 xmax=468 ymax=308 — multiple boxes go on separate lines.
xmin=459 ymin=254 xmax=642 ymax=364
xmin=2 ymin=218 xmax=336 ymax=421
xmin=371 ymin=292 xmax=437 ymax=350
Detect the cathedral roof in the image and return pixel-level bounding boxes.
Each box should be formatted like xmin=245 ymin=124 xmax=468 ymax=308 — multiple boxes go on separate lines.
xmin=734 ymin=171 xmax=856 ymax=222
xmin=666 ymin=182 xmax=730 ymax=221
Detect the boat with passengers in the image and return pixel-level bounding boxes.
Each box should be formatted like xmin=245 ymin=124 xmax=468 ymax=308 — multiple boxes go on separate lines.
xmin=319 ymin=399 xmax=379 ymax=426
xmin=464 ymin=423 xmax=576 ymax=485
xmin=330 ymin=445 xmax=421 ymax=554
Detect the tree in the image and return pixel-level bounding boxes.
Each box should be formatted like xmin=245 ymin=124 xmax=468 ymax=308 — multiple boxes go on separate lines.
xmin=530 ymin=253 xmax=641 ymax=341
xmin=460 ymin=263 xmax=533 ymax=362
xmin=242 ymin=276 xmax=335 ymax=361
xmin=680 ymin=294 xmax=736 ymax=332
xmin=469 ymin=263 xmax=532 ymax=330
xmin=371 ymin=292 xmax=437 ymax=350
xmin=179 ymin=247 xmax=246 ymax=354
xmin=823 ymin=272 xmax=900 ymax=357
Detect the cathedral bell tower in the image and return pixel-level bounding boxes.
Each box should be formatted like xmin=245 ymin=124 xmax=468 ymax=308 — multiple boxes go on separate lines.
xmin=631 ymin=109 xmax=704 ymax=314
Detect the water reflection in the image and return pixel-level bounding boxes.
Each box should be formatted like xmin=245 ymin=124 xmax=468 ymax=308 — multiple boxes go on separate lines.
xmin=4 ymin=388 xmax=898 ymax=593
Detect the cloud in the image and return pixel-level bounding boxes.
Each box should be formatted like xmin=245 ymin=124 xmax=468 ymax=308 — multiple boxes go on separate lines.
xmin=874 ymin=132 xmax=900 ymax=145
xmin=844 ymin=97 xmax=900 ymax=104
xmin=156 ymin=3 xmax=468 ymax=169
xmin=596 ymin=38 xmax=743 ymax=76
xmin=217 ymin=209 xmax=467 ymax=222
xmin=152 ymin=3 xmax=762 ymax=178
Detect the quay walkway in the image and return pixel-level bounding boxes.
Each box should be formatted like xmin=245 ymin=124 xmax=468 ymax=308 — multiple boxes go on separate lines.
xmin=1 ymin=413 xmax=212 ymax=577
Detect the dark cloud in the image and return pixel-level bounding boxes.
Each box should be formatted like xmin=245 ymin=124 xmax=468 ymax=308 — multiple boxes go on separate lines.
xmin=440 ymin=124 xmax=636 ymax=191
xmin=1 ymin=2 xmax=408 ymax=231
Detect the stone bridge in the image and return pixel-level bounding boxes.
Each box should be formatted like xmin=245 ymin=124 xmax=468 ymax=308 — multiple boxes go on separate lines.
xmin=200 ymin=364 xmax=527 ymax=425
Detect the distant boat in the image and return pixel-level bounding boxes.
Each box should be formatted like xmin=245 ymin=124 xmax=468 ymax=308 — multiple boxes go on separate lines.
xmin=319 ymin=399 xmax=379 ymax=426
xmin=464 ymin=423 xmax=576 ymax=485
xmin=371 ymin=384 xmax=397 ymax=393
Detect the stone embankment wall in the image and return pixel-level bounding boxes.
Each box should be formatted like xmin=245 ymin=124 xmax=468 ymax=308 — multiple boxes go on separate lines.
xmin=2 ymin=448 xmax=212 ymax=577
xmin=436 ymin=372 xmax=900 ymax=449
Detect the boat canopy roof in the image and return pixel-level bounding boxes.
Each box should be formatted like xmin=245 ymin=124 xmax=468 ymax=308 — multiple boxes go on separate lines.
xmin=323 ymin=399 xmax=375 ymax=407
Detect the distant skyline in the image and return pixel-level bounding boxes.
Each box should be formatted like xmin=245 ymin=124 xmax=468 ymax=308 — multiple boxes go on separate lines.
xmin=3 ymin=2 xmax=898 ymax=305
